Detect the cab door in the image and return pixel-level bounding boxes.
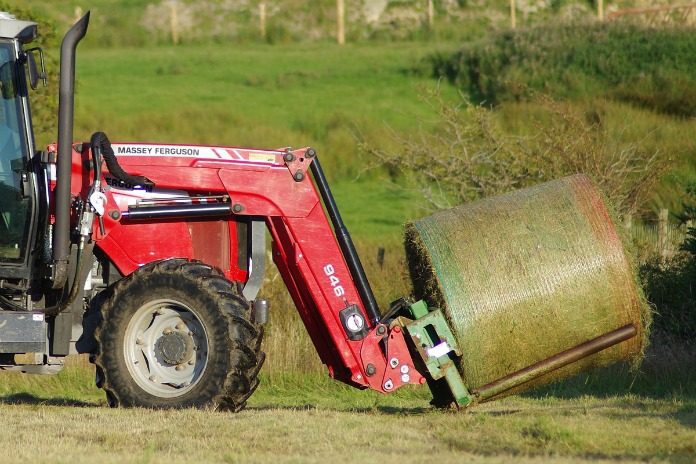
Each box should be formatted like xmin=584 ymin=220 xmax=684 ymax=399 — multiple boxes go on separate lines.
xmin=0 ymin=39 xmax=38 ymax=280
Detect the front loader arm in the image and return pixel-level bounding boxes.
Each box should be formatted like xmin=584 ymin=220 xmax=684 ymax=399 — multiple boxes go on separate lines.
xmin=90 ymin=143 xmax=425 ymax=393
xmin=218 ymin=148 xmax=425 ymax=391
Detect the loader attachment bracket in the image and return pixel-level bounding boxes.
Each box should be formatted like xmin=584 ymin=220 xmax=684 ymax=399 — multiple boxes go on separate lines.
xmin=359 ymin=323 xmax=426 ymax=392
xmin=402 ymin=301 xmax=474 ymax=408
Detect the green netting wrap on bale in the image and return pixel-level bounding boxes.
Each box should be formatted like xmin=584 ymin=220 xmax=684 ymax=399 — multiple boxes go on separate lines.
xmin=405 ymin=174 xmax=650 ymax=399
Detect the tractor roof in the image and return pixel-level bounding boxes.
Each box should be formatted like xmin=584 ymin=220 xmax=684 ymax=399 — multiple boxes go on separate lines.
xmin=0 ymin=12 xmax=37 ymax=43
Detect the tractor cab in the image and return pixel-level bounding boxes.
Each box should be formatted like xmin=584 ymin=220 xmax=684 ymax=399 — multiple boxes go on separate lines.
xmin=0 ymin=13 xmax=40 ymax=282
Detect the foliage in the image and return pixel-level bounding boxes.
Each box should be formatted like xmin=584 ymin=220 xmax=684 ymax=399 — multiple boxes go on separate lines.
xmin=361 ymin=89 xmax=535 ymax=209
xmin=641 ymin=254 xmax=696 ymax=342
xmin=525 ymin=97 xmax=670 ymax=215
xmin=0 ymin=2 xmax=59 ymax=147
xmin=431 ymin=22 xmax=696 ymax=117
xmin=641 ymin=183 xmax=696 ymax=342
xmin=677 ymin=182 xmax=696 ymax=255
xmin=360 ymin=90 xmax=669 ymax=214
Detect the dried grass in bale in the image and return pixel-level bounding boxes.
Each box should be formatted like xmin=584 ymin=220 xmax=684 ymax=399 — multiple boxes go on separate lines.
xmin=405 ymin=174 xmax=649 ymax=398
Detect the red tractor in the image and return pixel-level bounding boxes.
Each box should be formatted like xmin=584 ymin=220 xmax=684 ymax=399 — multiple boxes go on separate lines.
xmin=0 ymin=13 xmax=636 ymax=410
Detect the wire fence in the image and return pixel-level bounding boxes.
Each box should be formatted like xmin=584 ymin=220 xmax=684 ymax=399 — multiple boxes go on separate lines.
xmin=608 ymin=3 xmax=696 ymax=27
xmin=627 ymin=209 xmax=691 ymax=264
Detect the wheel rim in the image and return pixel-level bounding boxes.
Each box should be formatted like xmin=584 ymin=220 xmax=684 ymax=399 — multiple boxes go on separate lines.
xmin=124 ymin=299 xmax=209 ymax=398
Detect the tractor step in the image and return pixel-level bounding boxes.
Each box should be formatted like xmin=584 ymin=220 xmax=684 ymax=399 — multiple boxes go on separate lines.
xmin=0 ymin=311 xmax=47 ymax=353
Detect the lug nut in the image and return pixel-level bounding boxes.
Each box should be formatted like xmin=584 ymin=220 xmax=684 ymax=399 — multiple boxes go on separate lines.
xmin=175 ymin=322 xmax=186 ymax=331
xmin=175 ymin=364 xmax=185 ymax=371
xmin=163 ymin=328 xmax=173 ymax=335
xmin=389 ymin=357 xmax=399 ymax=368
xmin=136 ymin=338 xmax=144 ymax=346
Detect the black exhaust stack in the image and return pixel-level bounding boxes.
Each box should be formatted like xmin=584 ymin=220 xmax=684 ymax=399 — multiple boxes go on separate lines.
xmin=52 ymin=12 xmax=90 ymax=289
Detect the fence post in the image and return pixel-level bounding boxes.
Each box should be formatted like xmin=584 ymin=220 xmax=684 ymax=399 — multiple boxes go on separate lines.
xmin=169 ymin=0 xmax=179 ymax=45
xmin=598 ymin=0 xmax=605 ymax=21
xmin=427 ymin=0 xmax=434 ymax=29
xmin=259 ymin=1 xmax=267 ymax=40
xmin=510 ymin=0 xmax=517 ymax=28
xmin=658 ymin=208 xmax=669 ymax=262
xmin=377 ymin=247 xmax=385 ymax=269
xmin=336 ymin=0 xmax=345 ymax=45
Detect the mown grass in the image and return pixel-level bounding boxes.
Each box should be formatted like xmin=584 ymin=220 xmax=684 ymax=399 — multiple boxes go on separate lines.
xmin=0 ymin=361 xmax=694 ymax=463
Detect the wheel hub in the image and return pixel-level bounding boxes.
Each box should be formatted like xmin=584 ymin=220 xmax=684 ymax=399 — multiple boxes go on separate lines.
xmin=155 ymin=331 xmax=194 ymax=365
xmin=124 ymin=299 xmax=209 ymax=398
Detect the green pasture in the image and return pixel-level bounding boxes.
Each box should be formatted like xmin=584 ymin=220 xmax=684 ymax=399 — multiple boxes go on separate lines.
xmin=69 ymin=42 xmax=457 ymax=240
xmin=72 ymin=42 xmax=452 ymax=171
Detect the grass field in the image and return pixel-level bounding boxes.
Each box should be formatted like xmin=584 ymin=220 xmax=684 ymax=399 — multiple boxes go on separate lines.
xmin=1 ymin=337 xmax=693 ymax=463
xmin=72 ymin=42 xmax=459 ymax=181
xmin=0 ymin=361 xmax=694 ymax=463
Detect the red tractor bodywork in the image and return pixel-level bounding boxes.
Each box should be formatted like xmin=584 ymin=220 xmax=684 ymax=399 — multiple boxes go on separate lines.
xmin=52 ymin=141 xmax=424 ymax=393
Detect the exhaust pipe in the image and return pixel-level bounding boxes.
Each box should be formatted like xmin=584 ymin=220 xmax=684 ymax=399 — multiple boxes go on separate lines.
xmin=52 ymin=12 xmax=90 ymax=289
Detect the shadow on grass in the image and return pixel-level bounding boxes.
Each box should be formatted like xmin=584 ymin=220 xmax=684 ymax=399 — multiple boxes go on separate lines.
xmin=675 ymin=403 xmax=696 ymax=429
xmin=523 ymin=340 xmax=696 ymax=402
xmin=0 ymin=392 xmax=97 ymax=407
xmin=248 ymin=404 xmax=431 ymax=415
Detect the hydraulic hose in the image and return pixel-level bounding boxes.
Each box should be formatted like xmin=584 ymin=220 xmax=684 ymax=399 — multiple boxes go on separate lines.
xmin=90 ymin=132 xmax=153 ymax=188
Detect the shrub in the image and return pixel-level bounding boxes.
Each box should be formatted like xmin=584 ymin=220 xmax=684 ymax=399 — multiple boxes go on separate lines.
xmin=359 ymin=90 xmax=669 ymax=214
xmin=640 ymin=183 xmax=696 ymax=342
xmin=432 ymin=22 xmax=696 ymax=117
xmin=641 ymin=253 xmax=696 ymax=342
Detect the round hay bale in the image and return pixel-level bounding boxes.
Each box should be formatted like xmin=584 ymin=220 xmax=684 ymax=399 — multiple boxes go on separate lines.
xmin=405 ymin=174 xmax=649 ymax=398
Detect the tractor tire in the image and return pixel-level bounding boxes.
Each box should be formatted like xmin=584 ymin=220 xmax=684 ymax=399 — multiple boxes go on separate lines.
xmin=91 ymin=258 xmax=264 ymax=411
